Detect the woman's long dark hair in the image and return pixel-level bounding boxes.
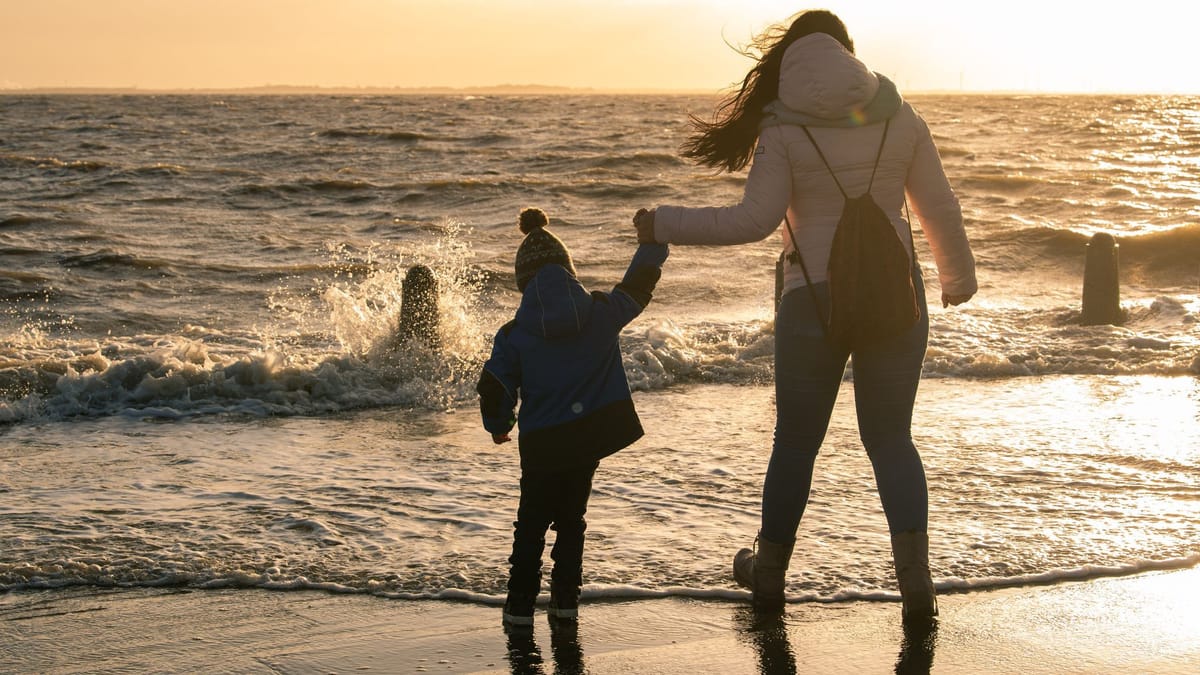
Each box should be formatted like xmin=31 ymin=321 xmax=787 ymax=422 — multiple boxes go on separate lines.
xmin=680 ymin=10 xmax=854 ymax=173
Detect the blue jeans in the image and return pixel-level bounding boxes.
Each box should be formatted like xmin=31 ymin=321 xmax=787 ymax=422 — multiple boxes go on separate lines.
xmin=762 ymin=272 xmax=930 ymax=543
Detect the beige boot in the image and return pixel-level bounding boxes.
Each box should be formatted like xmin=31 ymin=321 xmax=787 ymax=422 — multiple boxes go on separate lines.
xmin=891 ymin=531 xmax=938 ymax=620
xmin=733 ymin=546 xmax=755 ymax=589
xmin=731 ymin=533 xmax=794 ymax=612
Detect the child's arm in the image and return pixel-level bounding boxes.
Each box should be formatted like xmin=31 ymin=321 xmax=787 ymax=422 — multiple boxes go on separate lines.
xmin=616 ymin=243 xmax=669 ymax=308
xmin=477 ymin=323 xmax=520 ymax=444
xmin=590 ymin=243 xmax=669 ymax=331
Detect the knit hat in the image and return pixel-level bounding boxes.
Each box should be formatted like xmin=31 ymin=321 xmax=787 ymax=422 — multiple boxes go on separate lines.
xmin=514 ymin=207 xmax=575 ymax=292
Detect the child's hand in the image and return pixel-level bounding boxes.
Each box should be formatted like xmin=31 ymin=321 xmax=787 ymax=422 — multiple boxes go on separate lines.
xmin=491 ymin=432 xmax=512 ymax=445
xmin=633 ymin=208 xmax=658 ymax=244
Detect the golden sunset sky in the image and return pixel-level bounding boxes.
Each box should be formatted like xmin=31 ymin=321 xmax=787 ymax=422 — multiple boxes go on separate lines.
xmin=3 ymin=0 xmax=1198 ymax=94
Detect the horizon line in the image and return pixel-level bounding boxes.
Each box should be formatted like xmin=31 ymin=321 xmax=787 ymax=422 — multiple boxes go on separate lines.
xmin=1 ymin=84 xmax=1195 ymax=97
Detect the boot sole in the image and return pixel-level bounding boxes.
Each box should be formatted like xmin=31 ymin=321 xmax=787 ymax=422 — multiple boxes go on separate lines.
xmin=502 ymin=612 xmax=534 ymax=626
xmin=752 ymin=598 xmax=786 ymax=613
xmin=902 ymin=599 xmax=939 ymax=622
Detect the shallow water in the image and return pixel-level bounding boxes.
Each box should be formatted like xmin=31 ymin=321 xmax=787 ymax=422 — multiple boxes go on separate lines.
xmin=3 ymin=377 xmax=1196 ymax=601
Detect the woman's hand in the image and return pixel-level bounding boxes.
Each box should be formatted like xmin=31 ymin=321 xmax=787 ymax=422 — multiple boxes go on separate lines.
xmin=942 ymin=292 xmax=974 ymax=308
xmin=491 ymin=432 xmax=511 ymax=445
xmin=632 ymin=208 xmax=657 ymax=244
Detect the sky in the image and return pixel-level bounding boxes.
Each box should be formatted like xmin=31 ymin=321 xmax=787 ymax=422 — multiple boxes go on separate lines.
xmin=3 ymin=0 xmax=1199 ymax=94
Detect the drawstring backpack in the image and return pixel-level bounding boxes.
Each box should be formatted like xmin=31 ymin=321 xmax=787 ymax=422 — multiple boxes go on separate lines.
xmin=782 ymin=118 xmax=920 ymax=351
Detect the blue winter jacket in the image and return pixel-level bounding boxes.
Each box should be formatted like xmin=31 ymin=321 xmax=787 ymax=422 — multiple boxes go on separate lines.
xmin=477 ymin=244 xmax=669 ymax=471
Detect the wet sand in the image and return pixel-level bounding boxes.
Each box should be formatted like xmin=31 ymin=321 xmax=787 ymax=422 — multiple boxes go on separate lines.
xmin=2 ymin=566 xmax=1197 ymax=674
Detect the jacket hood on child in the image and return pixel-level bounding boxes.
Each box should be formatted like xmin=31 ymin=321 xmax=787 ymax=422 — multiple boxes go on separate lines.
xmin=478 ymin=244 xmax=668 ymax=472
xmin=761 ymin=32 xmax=901 ymax=129
xmin=514 ymin=264 xmax=593 ymax=340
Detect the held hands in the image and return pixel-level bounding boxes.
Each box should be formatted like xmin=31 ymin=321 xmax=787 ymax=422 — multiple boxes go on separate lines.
xmin=942 ymin=292 xmax=974 ymax=308
xmin=632 ymin=208 xmax=657 ymax=244
xmin=491 ymin=432 xmax=511 ymax=445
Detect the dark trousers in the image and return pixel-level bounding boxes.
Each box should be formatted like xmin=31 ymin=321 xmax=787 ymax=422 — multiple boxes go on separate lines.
xmin=765 ymin=271 xmax=931 ymax=543
xmin=507 ymin=461 xmax=598 ymax=594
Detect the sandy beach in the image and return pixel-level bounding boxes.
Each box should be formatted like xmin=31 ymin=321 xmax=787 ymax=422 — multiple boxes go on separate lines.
xmin=3 ymin=566 xmax=1196 ymax=674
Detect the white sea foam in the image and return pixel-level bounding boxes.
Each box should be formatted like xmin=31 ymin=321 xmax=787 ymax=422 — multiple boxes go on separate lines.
xmin=5 ymin=294 xmax=1195 ymax=423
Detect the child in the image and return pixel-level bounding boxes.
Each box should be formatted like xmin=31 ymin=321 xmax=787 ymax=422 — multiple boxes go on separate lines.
xmin=477 ymin=207 xmax=668 ymax=626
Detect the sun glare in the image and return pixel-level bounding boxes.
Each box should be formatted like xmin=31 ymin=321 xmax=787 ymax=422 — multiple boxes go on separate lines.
xmin=2 ymin=0 xmax=1200 ymax=92
xmin=1102 ymin=377 xmax=1200 ymax=462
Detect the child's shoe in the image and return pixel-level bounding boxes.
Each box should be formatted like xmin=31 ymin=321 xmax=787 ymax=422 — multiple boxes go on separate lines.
xmin=547 ymin=583 xmax=579 ymax=620
xmin=502 ymin=591 xmax=537 ymax=626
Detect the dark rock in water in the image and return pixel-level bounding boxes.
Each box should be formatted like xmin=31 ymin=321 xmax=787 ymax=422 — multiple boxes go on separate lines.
xmin=397 ymin=264 xmax=440 ymax=349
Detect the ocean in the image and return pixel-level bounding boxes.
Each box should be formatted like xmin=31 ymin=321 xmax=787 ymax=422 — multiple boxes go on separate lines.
xmin=1 ymin=93 xmax=1197 ymax=607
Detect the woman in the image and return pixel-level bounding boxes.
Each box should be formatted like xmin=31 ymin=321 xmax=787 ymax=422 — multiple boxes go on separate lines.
xmin=633 ymin=10 xmax=976 ymax=619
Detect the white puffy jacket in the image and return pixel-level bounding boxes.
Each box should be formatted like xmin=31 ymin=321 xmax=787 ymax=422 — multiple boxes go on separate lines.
xmin=654 ymin=33 xmax=977 ymax=298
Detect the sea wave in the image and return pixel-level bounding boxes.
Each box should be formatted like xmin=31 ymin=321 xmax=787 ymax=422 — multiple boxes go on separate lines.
xmin=957 ymin=172 xmax=1046 ymax=194
xmin=4 ymin=551 xmax=1195 ymax=604
xmin=1119 ymin=223 xmax=1200 ymax=272
xmin=317 ymin=128 xmax=427 ymax=143
xmin=0 ymin=336 xmax=474 ymax=424
xmin=458 ymin=131 xmax=521 ymax=145
xmin=228 ymin=178 xmax=383 ymax=196
xmin=0 ymin=153 xmax=111 ymax=172
xmin=57 ymin=250 xmax=175 ymax=272
xmin=592 ymin=151 xmax=686 ymax=171
xmin=976 ymin=223 xmax=1200 ymax=285
xmin=0 ymin=215 xmax=41 ymax=228
xmin=0 ymin=269 xmax=51 ymax=284
xmin=3 ymin=301 xmax=1196 ymax=424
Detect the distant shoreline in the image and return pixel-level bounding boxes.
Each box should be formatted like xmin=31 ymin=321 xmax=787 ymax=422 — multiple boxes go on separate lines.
xmin=0 ymin=85 xmax=701 ymax=96
xmin=0 ymin=84 xmax=1181 ymax=97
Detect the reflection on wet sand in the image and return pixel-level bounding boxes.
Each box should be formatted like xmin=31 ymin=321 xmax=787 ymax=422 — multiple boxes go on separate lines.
xmin=895 ymin=619 xmax=938 ymax=675
xmin=505 ymin=618 xmax=585 ymax=675
xmin=735 ymin=609 xmax=797 ymax=674
xmin=734 ymin=607 xmax=939 ymax=675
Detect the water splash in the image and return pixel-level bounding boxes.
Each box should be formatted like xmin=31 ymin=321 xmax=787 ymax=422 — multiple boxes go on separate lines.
xmin=0 ymin=222 xmax=495 ymax=422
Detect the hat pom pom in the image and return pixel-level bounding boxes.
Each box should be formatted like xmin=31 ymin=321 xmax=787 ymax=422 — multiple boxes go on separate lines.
xmin=518 ymin=207 xmax=549 ymax=235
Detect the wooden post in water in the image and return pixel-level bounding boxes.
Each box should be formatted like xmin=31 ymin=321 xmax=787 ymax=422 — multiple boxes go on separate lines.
xmin=1080 ymin=232 xmax=1123 ymax=325
xmin=397 ymin=264 xmax=440 ymax=349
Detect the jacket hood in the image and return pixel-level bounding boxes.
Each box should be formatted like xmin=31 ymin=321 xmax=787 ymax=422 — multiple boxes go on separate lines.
xmin=761 ymin=32 xmax=901 ymax=128
xmin=515 ymin=264 xmax=592 ymax=339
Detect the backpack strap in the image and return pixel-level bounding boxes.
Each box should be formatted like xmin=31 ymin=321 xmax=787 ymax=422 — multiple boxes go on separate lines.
xmin=782 ymin=212 xmax=831 ymax=339
xmin=799 ymin=119 xmax=891 ymax=197
xmin=781 ymin=119 xmax=894 ymax=340
xmin=904 ymin=195 xmax=918 ymax=268
xmin=786 ymin=119 xmax=918 ymax=272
